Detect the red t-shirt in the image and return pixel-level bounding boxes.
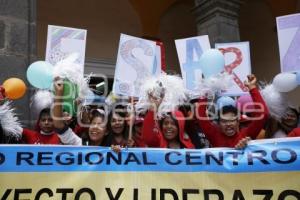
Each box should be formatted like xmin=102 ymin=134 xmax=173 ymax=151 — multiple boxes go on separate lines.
xmin=22 ymin=128 xmax=60 ymax=145
xmin=288 ymin=128 xmax=300 ymax=137
xmin=198 ymin=88 xmax=269 ymax=147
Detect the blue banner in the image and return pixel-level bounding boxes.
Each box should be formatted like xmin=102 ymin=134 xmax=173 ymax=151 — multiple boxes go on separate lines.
xmin=0 ymin=138 xmax=299 ymax=173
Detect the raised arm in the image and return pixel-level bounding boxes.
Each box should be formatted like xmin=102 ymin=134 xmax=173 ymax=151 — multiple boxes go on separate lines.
xmin=142 ymin=110 xmax=160 ymax=147
xmin=243 ymin=75 xmax=269 ymax=138
xmin=57 ymin=127 xmax=82 ymax=145
xmin=52 ymin=77 xmax=82 ymax=145
xmin=197 ymin=98 xmax=221 ymax=143
xmin=52 ymin=77 xmax=65 ymax=130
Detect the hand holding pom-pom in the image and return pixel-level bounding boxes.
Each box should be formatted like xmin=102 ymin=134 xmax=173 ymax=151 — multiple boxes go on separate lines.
xmin=148 ymin=81 xmax=165 ymax=111
xmin=136 ymin=74 xmax=186 ymax=117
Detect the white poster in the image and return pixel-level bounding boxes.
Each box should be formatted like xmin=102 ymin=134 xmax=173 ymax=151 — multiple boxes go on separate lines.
xmin=276 ymin=13 xmax=300 ymax=72
xmin=113 ymin=34 xmax=157 ymax=97
xmin=175 ymin=35 xmax=211 ymax=94
xmin=215 ymin=42 xmax=252 ymax=96
xmin=153 ymin=44 xmax=162 ymax=76
xmin=45 ymin=25 xmax=87 ymax=73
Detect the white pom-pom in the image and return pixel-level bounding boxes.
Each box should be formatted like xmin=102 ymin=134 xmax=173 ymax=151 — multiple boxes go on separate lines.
xmin=135 ymin=74 xmax=187 ymax=117
xmin=260 ymin=83 xmax=288 ymax=121
xmin=30 ymin=90 xmax=54 ymax=118
xmin=196 ymin=72 xmax=232 ymax=97
xmin=52 ymin=53 xmax=90 ymax=98
xmin=0 ymin=101 xmax=22 ymax=138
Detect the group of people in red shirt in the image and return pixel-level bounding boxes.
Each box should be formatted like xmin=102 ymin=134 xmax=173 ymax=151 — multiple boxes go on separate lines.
xmin=0 ymin=74 xmax=299 ymax=149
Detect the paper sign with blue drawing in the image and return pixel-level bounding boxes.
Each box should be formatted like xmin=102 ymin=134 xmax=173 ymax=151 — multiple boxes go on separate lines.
xmin=152 ymin=45 xmax=162 ymax=76
xmin=215 ymin=42 xmax=252 ymax=96
xmin=276 ymin=13 xmax=300 ymax=72
xmin=113 ymin=34 xmax=158 ymax=97
xmin=45 ymin=25 xmax=87 ymax=73
xmin=175 ymin=35 xmax=211 ymax=94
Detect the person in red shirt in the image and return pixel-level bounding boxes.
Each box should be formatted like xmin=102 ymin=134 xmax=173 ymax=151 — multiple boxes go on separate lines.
xmin=104 ymin=107 xmax=129 ymax=147
xmin=121 ymin=110 xmax=147 ymax=148
xmin=141 ymin=90 xmax=194 ymax=149
xmin=22 ymin=108 xmax=60 ymax=144
xmin=197 ymin=74 xmax=269 ymax=148
xmin=131 ymin=116 xmax=146 ymax=147
xmin=288 ymin=127 xmax=300 ymax=137
xmin=263 ymin=107 xmax=299 ymax=138
xmin=142 ymin=109 xmax=195 ymax=149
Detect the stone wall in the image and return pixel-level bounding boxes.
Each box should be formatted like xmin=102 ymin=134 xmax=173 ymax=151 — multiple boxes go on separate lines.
xmin=0 ymin=0 xmax=36 ymax=126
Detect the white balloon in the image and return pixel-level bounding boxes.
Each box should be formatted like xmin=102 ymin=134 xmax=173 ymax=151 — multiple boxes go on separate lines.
xmin=272 ymin=73 xmax=298 ymax=92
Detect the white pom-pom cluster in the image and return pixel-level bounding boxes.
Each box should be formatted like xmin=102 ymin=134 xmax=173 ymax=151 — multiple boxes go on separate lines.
xmin=136 ymin=73 xmax=187 ymax=117
xmin=52 ymin=53 xmax=90 ymax=98
xmin=260 ymin=83 xmax=288 ymax=121
xmin=195 ymin=72 xmax=232 ymax=97
xmin=0 ymin=101 xmax=22 ymax=138
xmin=30 ymin=90 xmax=54 ymax=118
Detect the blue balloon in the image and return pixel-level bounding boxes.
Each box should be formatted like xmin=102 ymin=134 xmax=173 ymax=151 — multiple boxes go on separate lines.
xmin=216 ymin=96 xmax=236 ymax=110
xmin=199 ymin=49 xmax=225 ymax=78
xmin=27 ymin=61 xmax=53 ymax=89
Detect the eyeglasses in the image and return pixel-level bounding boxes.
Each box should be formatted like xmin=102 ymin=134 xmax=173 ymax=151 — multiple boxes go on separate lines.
xmin=219 ymin=118 xmax=238 ymax=125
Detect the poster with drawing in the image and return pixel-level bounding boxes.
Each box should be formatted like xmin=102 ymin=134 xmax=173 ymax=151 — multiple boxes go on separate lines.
xmin=153 ymin=45 xmax=162 ymax=76
xmin=215 ymin=42 xmax=252 ymax=96
xmin=113 ymin=34 xmax=157 ymax=97
xmin=175 ymin=35 xmax=211 ymax=95
xmin=45 ymin=25 xmax=87 ymax=73
xmin=276 ymin=13 xmax=300 ymax=72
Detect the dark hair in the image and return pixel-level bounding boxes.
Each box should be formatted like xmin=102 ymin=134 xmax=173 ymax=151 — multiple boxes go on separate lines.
xmin=106 ymin=109 xmax=129 ymax=141
xmin=218 ymin=105 xmax=238 ymax=120
xmin=90 ymin=109 xmax=106 ymax=122
xmin=178 ymin=104 xmax=192 ymax=117
xmin=39 ymin=108 xmax=51 ymax=119
xmin=34 ymin=108 xmax=53 ymax=132
xmin=83 ymin=109 xmax=110 ymax=147
xmin=159 ymin=113 xmax=182 ymax=147
xmin=287 ymin=107 xmax=299 ymax=120
xmin=159 ymin=113 xmax=179 ymax=131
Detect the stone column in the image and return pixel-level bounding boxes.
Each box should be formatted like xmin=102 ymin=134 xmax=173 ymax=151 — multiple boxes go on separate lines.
xmin=0 ymin=0 xmax=37 ymax=126
xmin=192 ymin=0 xmax=243 ymax=45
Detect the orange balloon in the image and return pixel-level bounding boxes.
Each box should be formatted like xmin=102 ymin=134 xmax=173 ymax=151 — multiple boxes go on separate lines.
xmin=2 ymin=78 xmax=27 ymax=100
